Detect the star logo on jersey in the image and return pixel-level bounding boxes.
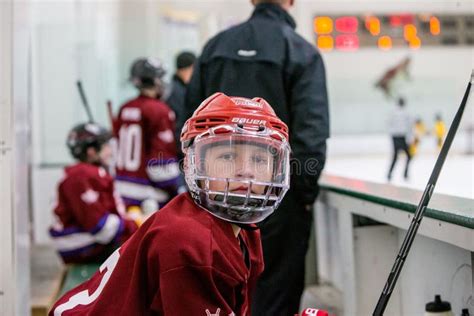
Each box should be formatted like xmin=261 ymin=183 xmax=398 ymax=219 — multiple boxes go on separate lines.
xmin=98 ymin=167 xmax=107 ymax=178
xmin=205 ymin=308 xmax=220 ymax=316
xmin=204 ymin=308 xmax=235 ymax=316
xmin=80 ymin=189 xmax=99 ymax=204
xmin=158 ymin=130 xmax=174 ymax=143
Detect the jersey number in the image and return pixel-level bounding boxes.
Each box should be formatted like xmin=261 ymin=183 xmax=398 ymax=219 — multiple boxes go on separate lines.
xmin=53 ymin=249 xmax=121 ymax=315
xmin=116 ymin=124 xmax=142 ymax=172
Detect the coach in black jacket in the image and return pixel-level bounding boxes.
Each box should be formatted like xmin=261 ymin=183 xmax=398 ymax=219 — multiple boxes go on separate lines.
xmin=167 ymin=51 xmax=196 ymax=142
xmin=183 ymin=1 xmax=329 ymax=314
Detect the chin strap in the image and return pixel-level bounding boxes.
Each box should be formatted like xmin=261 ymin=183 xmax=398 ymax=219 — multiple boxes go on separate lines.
xmin=215 ymin=194 xmax=262 ymax=207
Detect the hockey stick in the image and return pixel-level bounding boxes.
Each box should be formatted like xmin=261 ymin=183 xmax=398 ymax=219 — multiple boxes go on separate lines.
xmin=106 ymin=99 xmax=117 ymax=134
xmin=76 ymin=80 xmax=94 ymax=123
xmin=373 ymin=70 xmax=473 ymax=316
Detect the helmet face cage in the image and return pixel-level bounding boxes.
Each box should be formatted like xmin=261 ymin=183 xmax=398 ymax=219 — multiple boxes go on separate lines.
xmin=184 ymin=124 xmax=290 ymax=224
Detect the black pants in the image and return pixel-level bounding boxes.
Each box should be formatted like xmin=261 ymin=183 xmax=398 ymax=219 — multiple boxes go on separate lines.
xmin=388 ymin=136 xmax=412 ymax=179
xmin=252 ymin=189 xmax=313 ymax=316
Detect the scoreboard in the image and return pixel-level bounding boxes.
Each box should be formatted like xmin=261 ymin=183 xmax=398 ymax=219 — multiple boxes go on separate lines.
xmin=313 ymin=14 xmax=474 ymax=51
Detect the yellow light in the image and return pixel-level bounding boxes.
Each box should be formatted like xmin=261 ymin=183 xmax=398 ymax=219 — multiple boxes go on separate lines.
xmin=409 ymin=36 xmax=421 ymax=49
xmin=378 ymin=36 xmax=392 ymax=50
xmin=314 ymin=17 xmax=333 ymax=34
xmin=365 ymin=16 xmax=380 ymax=36
xmin=317 ymin=35 xmax=334 ymax=51
xmin=404 ymin=24 xmax=417 ymax=41
xmin=430 ymin=16 xmax=441 ymax=35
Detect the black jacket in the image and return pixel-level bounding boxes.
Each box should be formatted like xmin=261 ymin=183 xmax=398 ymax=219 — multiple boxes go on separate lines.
xmin=184 ymin=3 xmax=330 ymax=205
xmin=166 ymin=74 xmax=187 ymax=146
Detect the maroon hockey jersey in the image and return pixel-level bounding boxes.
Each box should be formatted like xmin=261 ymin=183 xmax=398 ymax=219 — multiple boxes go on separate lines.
xmin=50 ymin=163 xmax=138 ymax=263
xmin=49 ymin=193 xmax=264 ymax=316
xmin=115 ymin=96 xmax=179 ymax=208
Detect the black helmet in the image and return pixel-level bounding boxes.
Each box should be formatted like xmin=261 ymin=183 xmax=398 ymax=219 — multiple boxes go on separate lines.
xmin=130 ymin=57 xmax=166 ymax=89
xmin=67 ymin=123 xmax=111 ymax=161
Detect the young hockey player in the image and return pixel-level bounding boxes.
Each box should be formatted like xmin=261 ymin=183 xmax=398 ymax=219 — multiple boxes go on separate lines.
xmin=115 ymin=57 xmax=179 ymax=210
xmin=49 ymin=93 xmax=291 ymax=315
xmin=434 ymin=113 xmax=446 ymax=150
xmin=409 ymin=117 xmax=427 ymax=156
xmin=50 ymin=123 xmax=141 ymax=264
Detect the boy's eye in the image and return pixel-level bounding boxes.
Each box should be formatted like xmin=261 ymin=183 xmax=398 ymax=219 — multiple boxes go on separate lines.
xmin=218 ymin=152 xmax=237 ymax=161
xmin=252 ymin=155 xmax=268 ymax=164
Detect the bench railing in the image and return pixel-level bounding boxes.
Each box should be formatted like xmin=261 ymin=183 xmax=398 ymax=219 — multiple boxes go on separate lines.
xmin=314 ymin=174 xmax=473 ymax=316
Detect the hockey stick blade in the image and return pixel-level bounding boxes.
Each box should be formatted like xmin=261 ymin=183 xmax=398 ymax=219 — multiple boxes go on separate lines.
xmin=373 ymin=70 xmax=473 ymax=316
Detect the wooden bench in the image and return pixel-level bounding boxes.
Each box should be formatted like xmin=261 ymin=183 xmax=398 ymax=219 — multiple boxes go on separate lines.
xmin=31 ymin=245 xmax=65 ymax=316
xmin=31 ymin=245 xmax=102 ymax=315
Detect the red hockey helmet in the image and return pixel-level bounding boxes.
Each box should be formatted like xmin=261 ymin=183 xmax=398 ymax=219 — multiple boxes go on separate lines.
xmin=181 ymin=93 xmax=288 ymax=146
xmin=181 ymin=93 xmax=291 ymax=224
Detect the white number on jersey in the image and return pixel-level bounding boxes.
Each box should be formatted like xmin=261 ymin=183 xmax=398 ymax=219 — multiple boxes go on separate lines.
xmin=116 ymin=124 xmax=142 ymax=172
xmin=53 ymin=248 xmax=121 ymax=316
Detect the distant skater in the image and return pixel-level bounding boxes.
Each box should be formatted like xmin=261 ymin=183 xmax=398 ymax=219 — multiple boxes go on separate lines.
xmin=409 ymin=118 xmax=427 ymax=157
xmin=434 ymin=113 xmax=446 ymax=150
xmin=387 ymin=97 xmax=413 ymax=181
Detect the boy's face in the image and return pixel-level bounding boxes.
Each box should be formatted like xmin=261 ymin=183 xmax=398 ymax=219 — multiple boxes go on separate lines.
xmin=87 ymin=142 xmax=113 ymax=168
xmin=203 ymin=143 xmax=274 ymax=194
xmin=99 ymin=143 xmax=113 ymax=167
